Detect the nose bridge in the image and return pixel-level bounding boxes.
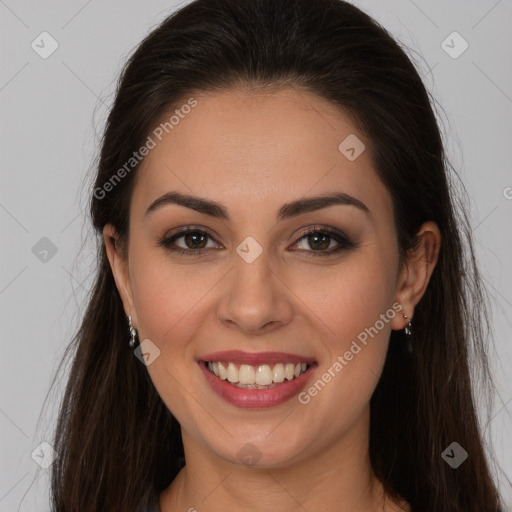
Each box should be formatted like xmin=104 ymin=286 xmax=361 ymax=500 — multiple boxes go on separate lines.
xmin=217 ymin=235 xmax=293 ymax=332
xmin=234 ymin=239 xmax=273 ymax=297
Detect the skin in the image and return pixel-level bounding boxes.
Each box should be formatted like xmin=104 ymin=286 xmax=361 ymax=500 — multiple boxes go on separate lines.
xmin=103 ymin=86 xmax=441 ymax=512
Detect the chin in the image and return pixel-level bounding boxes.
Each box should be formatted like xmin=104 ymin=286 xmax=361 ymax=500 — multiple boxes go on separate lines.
xmin=208 ymin=431 xmax=313 ymax=469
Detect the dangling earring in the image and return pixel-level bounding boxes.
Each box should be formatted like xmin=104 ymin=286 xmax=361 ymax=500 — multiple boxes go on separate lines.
xmin=403 ymin=314 xmax=413 ymax=353
xmin=128 ymin=315 xmax=138 ymax=348
xmin=403 ymin=314 xmax=412 ymax=337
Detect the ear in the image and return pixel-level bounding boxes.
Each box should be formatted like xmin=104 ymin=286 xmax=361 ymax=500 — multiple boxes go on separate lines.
xmin=103 ymin=224 xmax=138 ymax=325
xmin=390 ymin=221 xmax=441 ymax=331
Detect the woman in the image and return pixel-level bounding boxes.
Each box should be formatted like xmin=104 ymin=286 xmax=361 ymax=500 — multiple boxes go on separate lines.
xmin=49 ymin=0 xmax=505 ymax=510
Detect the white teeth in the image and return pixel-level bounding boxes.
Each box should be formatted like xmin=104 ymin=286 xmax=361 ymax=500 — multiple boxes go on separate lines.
xmin=207 ymin=361 xmax=310 ymax=385
xmin=218 ymin=362 xmax=227 ymax=380
xmin=255 ymin=365 xmax=273 ymax=385
xmin=272 ymin=363 xmax=285 ymax=383
xmin=285 ymin=363 xmax=295 ymax=381
xmin=239 ymin=364 xmax=256 ymax=384
xmin=227 ymin=362 xmax=238 ymax=383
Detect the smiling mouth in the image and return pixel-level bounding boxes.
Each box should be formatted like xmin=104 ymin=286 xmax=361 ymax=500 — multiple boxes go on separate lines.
xmin=203 ymin=361 xmax=314 ymax=389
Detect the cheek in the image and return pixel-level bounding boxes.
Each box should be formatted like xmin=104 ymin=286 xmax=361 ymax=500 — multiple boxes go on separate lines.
xmin=129 ymin=257 xmax=216 ymax=425
xmin=298 ymin=251 xmax=396 ymax=343
xmin=130 ymin=259 xmax=212 ymax=347
xmin=294 ymin=250 xmax=397 ymax=397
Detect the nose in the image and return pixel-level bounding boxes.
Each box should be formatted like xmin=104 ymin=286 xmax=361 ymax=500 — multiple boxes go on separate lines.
xmin=216 ymin=246 xmax=295 ymax=334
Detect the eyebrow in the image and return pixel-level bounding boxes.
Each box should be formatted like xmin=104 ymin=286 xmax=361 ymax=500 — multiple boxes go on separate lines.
xmin=144 ymin=191 xmax=370 ymax=221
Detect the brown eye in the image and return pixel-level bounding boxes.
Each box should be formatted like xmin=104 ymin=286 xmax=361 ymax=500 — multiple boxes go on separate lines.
xmin=304 ymin=232 xmax=332 ymax=251
xmin=159 ymin=228 xmax=219 ymax=256
xmin=290 ymin=227 xmax=357 ymax=257
xmin=181 ymin=231 xmax=209 ymax=249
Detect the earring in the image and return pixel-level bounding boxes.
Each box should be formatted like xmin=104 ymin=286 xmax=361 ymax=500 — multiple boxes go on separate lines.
xmin=403 ymin=314 xmax=412 ymax=337
xmin=128 ymin=315 xmax=138 ymax=348
xmin=403 ymin=313 xmax=413 ymax=354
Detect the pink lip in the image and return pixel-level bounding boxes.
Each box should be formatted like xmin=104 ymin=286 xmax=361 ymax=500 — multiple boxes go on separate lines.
xmin=199 ymin=350 xmax=316 ymax=366
xmin=198 ymin=359 xmax=318 ymax=409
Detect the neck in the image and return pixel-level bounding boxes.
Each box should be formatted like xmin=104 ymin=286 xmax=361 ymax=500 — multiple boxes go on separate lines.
xmin=160 ymin=407 xmax=408 ymax=512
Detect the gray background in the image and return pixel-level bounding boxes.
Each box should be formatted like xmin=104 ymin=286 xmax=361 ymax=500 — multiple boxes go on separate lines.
xmin=1 ymin=0 xmax=511 ymax=510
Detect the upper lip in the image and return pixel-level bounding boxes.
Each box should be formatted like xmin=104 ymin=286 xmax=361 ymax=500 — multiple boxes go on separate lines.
xmin=199 ymin=350 xmax=316 ymax=366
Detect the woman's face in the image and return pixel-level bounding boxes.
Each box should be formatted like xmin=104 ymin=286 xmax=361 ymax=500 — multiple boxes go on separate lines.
xmin=105 ymin=86 xmax=414 ymax=468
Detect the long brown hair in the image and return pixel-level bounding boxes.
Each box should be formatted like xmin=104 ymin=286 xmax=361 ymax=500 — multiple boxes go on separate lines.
xmin=46 ymin=0 xmax=504 ymax=510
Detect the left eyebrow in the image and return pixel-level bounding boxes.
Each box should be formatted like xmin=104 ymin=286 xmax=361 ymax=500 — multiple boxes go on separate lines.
xmin=144 ymin=191 xmax=370 ymax=221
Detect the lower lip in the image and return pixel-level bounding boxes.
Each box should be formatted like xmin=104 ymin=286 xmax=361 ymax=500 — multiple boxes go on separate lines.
xmin=199 ymin=361 xmax=317 ymax=409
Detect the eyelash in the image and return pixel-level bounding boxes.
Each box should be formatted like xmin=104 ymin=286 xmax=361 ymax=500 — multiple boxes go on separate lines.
xmin=158 ymin=225 xmax=357 ymax=258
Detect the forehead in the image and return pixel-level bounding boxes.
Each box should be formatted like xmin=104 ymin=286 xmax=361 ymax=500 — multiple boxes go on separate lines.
xmin=131 ymin=87 xmax=393 ymax=224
